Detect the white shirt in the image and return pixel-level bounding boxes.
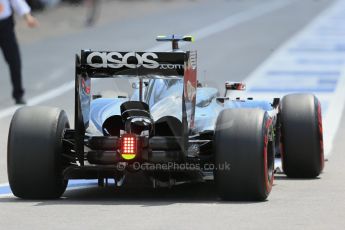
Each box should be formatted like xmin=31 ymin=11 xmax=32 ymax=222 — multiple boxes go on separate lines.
xmin=0 ymin=0 xmax=31 ymax=20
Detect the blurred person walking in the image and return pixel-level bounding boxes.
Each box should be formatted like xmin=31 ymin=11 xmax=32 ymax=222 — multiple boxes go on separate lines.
xmin=0 ymin=0 xmax=38 ymax=104
xmin=85 ymin=0 xmax=100 ymax=27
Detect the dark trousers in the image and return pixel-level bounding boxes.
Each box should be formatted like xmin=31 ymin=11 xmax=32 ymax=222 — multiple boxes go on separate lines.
xmin=0 ymin=16 xmax=24 ymax=100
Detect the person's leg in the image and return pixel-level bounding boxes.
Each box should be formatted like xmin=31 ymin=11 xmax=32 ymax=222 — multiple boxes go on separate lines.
xmin=85 ymin=0 xmax=101 ymax=26
xmin=0 ymin=17 xmax=25 ymax=102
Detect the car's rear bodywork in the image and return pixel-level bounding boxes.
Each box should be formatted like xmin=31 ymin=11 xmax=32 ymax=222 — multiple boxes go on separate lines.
xmin=8 ymin=36 xmax=324 ymax=200
xmin=64 ymin=40 xmax=276 ymax=181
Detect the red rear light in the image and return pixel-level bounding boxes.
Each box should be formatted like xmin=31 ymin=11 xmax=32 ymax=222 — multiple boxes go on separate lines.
xmin=120 ymin=134 xmax=137 ymax=160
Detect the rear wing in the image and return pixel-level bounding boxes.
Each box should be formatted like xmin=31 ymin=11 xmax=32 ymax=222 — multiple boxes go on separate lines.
xmin=74 ymin=49 xmax=197 ymax=162
xmin=79 ymin=50 xmax=186 ymax=77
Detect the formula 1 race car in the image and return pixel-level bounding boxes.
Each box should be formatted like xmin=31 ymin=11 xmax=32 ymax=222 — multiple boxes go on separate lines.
xmin=7 ymin=35 xmax=324 ymax=201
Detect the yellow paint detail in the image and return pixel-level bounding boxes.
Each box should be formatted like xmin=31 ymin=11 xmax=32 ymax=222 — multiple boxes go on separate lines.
xmin=184 ymin=35 xmax=195 ymax=42
xmin=121 ymin=154 xmax=136 ymax=160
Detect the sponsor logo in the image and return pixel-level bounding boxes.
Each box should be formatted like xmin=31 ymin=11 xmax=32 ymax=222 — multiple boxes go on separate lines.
xmin=86 ymin=52 xmax=183 ymax=70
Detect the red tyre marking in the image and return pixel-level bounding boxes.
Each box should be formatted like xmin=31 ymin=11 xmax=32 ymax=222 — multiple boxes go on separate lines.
xmin=317 ymin=101 xmax=325 ymax=171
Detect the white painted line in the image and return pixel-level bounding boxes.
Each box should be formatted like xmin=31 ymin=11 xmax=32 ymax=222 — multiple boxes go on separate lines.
xmin=33 ymin=67 xmax=69 ymax=90
xmin=0 ymin=194 xmax=13 ymax=198
xmin=323 ymin=70 xmax=345 ymax=157
xmin=0 ymin=181 xmax=99 ymax=197
xmin=0 ymin=106 xmax=22 ymax=121
xmin=0 ymin=81 xmax=75 ymax=119
xmin=243 ymin=0 xmax=345 ymax=158
xmin=0 ymin=0 xmax=292 ymax=120
xmin=0 ymin=186 xmax=97 ymax=198
xmin=28 ymin=81 xmax=75 ymax=106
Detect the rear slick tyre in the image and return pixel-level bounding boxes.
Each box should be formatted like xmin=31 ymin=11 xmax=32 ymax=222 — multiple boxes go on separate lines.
xmin=8 ymin=106 xmax=70 ymax=199
xmin=280 ymin=94 xmax=324 ymax=178
xmin=214 ymin=109 xmax=274 ymax=201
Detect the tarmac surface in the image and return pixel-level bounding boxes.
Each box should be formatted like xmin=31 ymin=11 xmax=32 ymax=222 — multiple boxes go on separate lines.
xmin=1 ymin=0 xmax=345 ymax=229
